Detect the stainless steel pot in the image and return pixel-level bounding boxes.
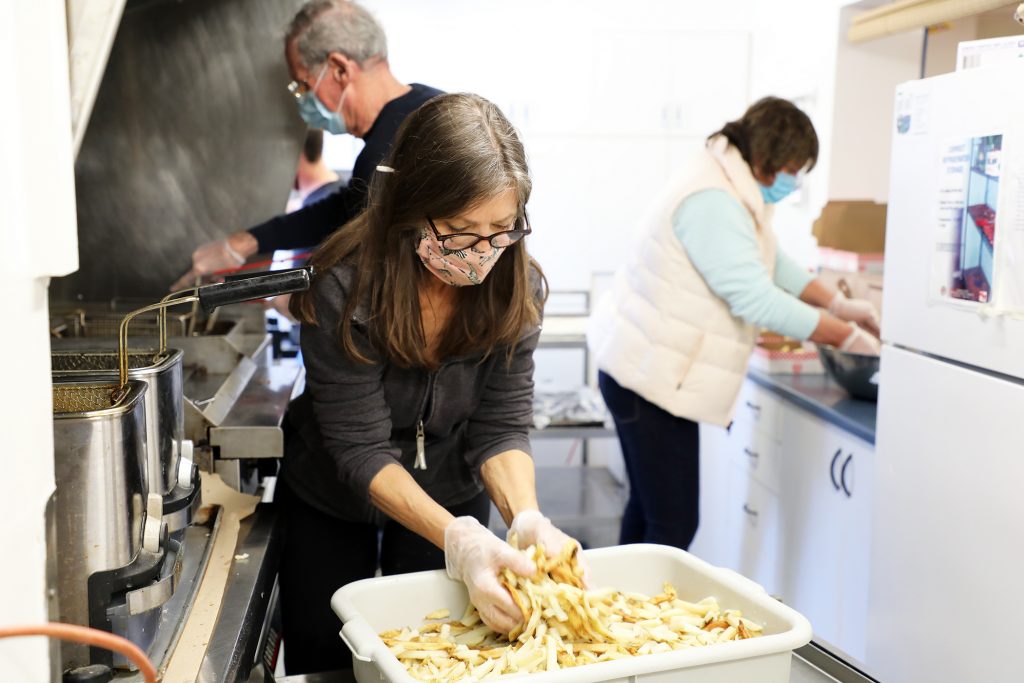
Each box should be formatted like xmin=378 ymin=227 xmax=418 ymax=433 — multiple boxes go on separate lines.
xmin=51 ymin=348 xmax=199 ymax=531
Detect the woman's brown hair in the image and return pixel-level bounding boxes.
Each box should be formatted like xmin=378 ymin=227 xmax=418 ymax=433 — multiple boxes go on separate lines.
xmin=291 ymin=92 xmax=546 ymax=368
xmin=711 ymin=96 xmax=819 ymax=177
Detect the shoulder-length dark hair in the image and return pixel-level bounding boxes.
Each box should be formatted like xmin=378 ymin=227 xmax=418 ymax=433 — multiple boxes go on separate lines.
xmin=291 ymin=92 xmax=546 ymax=369
xmin=710 ymin=96 xmax=819 ymax=177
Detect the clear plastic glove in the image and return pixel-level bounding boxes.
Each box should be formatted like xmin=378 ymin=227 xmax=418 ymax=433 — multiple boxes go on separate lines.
xmin=507 ymin=509 xmax=592 ymax=588
xmin=444 ymin=516 xmax=535 ymax=634
xmin=839 ymin=325 xmax=881 ymax=356
xmin=828 ymin=292 xmax=881 ymax=338
xmin=170 ymin=238 xmax=246 ymax=291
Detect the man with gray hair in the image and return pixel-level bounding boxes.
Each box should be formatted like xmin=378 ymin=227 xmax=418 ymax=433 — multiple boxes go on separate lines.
xmin=171 ymin=0 xmax=442 ymax=289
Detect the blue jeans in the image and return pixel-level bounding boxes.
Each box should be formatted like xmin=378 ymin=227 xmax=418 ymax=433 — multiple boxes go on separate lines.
xmin=598 ymin=371 xmax=700 ymax=550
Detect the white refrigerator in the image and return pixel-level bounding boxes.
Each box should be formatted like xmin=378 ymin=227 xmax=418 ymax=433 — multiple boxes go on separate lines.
xmin=868 ymin=63 xmax=1024 ymax=681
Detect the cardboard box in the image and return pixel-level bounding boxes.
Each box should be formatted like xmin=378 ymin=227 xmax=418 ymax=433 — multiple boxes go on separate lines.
xmin=819 ymin=247 xmax=884 ymax=275
xmin=812 ymin=201 xmax=887 ymax=253
xmin=750 ymin=345 xmax=824 ymax=375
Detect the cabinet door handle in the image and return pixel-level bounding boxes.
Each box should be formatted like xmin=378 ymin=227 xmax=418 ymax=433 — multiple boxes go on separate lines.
xmin=840 ymin=454 xmax=854 ymax=498
xmin=742 ymin=503 xmax=759 ymax=518
xmin=743 ymin=447 xmax=759 ymax=460
xmin=829 ymin=449 xmax=842 ymax=491
xmin=745 ymin=401 xmax=762 ymax=414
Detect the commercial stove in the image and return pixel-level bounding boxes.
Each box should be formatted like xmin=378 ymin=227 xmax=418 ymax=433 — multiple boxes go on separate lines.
xmin=47 ymin=271 xmax=309 ymax=682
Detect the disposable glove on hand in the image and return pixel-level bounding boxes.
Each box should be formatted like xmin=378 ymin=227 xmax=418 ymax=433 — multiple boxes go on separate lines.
xmin=839 ymin=325 xmax=881 ymax=356
xmin=828 ymin=292 xmax=881 ymax=337
xmin=170 ymin=239 xmax=246 ymax=291
xmin=444 ymin=516 xmax=536 ymax=634
xmin=507 ymin=509 xmax=592 ymax=588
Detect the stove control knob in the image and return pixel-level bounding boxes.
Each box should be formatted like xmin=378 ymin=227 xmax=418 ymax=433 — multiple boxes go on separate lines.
xmin=178 ymin=439 xmax=196 ymax=488
xmin=142 ymin=493 xmax=163 ymax=553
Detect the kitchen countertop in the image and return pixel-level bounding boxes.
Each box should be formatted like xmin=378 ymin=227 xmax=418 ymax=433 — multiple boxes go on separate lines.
xmin=534 ymin=313 xmax=878 ymax=445
xmin=746 ymin=368 xmax=877 ymax=444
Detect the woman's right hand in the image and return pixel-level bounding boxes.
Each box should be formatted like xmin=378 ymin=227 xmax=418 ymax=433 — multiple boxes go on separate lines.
xmin=444 ymin=516 xmax=536 ymax=634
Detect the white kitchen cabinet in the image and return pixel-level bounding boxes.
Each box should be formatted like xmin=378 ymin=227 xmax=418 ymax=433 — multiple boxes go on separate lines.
xmin=778 ymin=407 xmax=873 ymax=662
xmin=718 ymin=460 xmax=782 ymax=595
xmin=688 ymin=378 xmax=782 ymax=565
xmin=696 ymin=378 xmax=875 ymax=663
xmin=689 ymin=423 xmax=730 ymax=562
xmin=591 ymin=29 xmax=751 ymax=138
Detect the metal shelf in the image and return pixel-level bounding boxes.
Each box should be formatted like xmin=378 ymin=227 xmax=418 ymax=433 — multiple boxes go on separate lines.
xmin=530 ymin=424 xmax=616 ymax=440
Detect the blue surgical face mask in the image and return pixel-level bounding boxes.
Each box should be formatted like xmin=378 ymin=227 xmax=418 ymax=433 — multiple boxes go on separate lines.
xmin=296 ymin=65 xmax=349 ymax=135
xmin=759 ymin=171 xmax=799 ymax=204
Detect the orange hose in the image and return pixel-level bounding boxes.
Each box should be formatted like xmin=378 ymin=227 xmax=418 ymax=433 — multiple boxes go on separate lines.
xmin=0 ymin=623 xmax=157 ymax=683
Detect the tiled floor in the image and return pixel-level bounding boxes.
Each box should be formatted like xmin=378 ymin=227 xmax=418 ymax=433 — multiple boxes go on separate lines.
xmin=488 ymin=466 xmax=627 ymax=550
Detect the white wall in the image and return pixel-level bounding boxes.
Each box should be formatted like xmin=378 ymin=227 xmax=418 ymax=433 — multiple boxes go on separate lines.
xmin=749 ymin=0 xmax=844 ymax=267
xmin=351 ymin=0 xmax=861 ymax=284
xmin=0 ymin=2 xmax=80 ymax=680
xmin=362 ymin=0 xmax=763 ymax=291
xmin=923 ymin=17 xmax=980 ymax=77
xmin=827 ymin=7 xmax=922 ymax=202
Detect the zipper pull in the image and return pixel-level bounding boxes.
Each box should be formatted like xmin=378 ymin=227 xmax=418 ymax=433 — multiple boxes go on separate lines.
xmin=414 ymin=420 xmax=427 ymax=470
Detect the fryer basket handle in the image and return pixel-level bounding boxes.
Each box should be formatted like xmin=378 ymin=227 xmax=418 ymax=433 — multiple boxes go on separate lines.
xmin=196 ymin=267 xmax=313 ymax=313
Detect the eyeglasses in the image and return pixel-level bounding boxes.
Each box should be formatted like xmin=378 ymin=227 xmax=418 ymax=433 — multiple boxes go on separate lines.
xmin=426 ymin=214 xmax=532 ymax=251
xmin=287 ymin=64 xmax=328 ymax=99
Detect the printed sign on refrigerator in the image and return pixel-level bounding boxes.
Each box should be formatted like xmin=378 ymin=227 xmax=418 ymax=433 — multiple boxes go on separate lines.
xmin=930 ymin=134 xmax=1002 ymax=305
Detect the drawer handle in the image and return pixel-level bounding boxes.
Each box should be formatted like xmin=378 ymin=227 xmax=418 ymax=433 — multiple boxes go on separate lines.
xmin=743 ymin=447 xmax=759 ymax=462
xmin=829 ymin=449 xmax=842 ymax=491
xmin=840 ymin=454 xmax=854 ymax=498
xmin=742 ymin=503 xmax=759 ymax=518
xmin=745 ymin=401 xmax=762 ymax=414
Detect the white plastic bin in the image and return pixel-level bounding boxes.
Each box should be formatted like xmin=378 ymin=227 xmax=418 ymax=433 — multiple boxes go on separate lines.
xmin=331 ymin=544 xmax=812 ymax=682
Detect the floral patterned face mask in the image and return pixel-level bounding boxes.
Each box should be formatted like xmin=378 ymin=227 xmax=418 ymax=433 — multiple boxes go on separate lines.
xmin=415 ymin=227 xmax=506 ymax=286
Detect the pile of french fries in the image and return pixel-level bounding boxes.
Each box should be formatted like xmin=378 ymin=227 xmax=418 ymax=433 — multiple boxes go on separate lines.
xmin=379 ymin=541 xmax=763 ymax=682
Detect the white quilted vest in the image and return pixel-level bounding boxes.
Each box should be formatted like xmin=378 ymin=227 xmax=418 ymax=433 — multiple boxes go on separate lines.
xmin=587 ymin=136 xmax=776 ymax=427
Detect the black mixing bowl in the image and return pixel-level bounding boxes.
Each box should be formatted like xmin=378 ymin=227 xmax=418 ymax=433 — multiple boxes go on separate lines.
xmin=816 ymin=344 xmax=880 ymax=401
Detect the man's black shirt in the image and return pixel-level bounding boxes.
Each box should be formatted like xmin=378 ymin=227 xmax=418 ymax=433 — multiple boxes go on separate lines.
xmin=248 ymin=83 xmax=443 ymax=253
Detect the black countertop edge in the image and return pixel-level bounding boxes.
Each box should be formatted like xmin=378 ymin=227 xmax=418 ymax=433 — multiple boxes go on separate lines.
xmin=794 ymin=642 xmax=881 ymax=683
xmin=746 ymin=368 xmax=877 ymax=445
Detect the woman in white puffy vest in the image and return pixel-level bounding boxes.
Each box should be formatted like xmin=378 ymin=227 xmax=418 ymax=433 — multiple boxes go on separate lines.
xmin=587 ymin=97 xmax=880 ymax=550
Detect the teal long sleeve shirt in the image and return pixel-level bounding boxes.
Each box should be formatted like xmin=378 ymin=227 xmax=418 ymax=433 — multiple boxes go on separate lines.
xmin=672 ymin=189 xmax=820 ymax=340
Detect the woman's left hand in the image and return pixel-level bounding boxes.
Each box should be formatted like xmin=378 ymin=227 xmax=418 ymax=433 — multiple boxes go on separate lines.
xmin=828 ymin=292 xmax=881 ymax=338
xmin=444 ymin=516 xmax=536 ymax=634
xmin=508 ymin=510 xmax=592 ymax=588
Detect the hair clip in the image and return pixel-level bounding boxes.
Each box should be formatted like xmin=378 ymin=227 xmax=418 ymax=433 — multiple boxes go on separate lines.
xmin=376 ymin=165 xmax=396 ymax=173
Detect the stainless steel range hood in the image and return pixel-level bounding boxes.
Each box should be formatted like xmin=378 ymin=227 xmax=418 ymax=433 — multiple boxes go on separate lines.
xmin=55 ymin=0 xmax=306 ymax=302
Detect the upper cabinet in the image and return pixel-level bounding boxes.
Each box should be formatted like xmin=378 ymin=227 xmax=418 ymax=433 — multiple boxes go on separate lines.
xmin=590 ymin=29 xmax=751 ymax=139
